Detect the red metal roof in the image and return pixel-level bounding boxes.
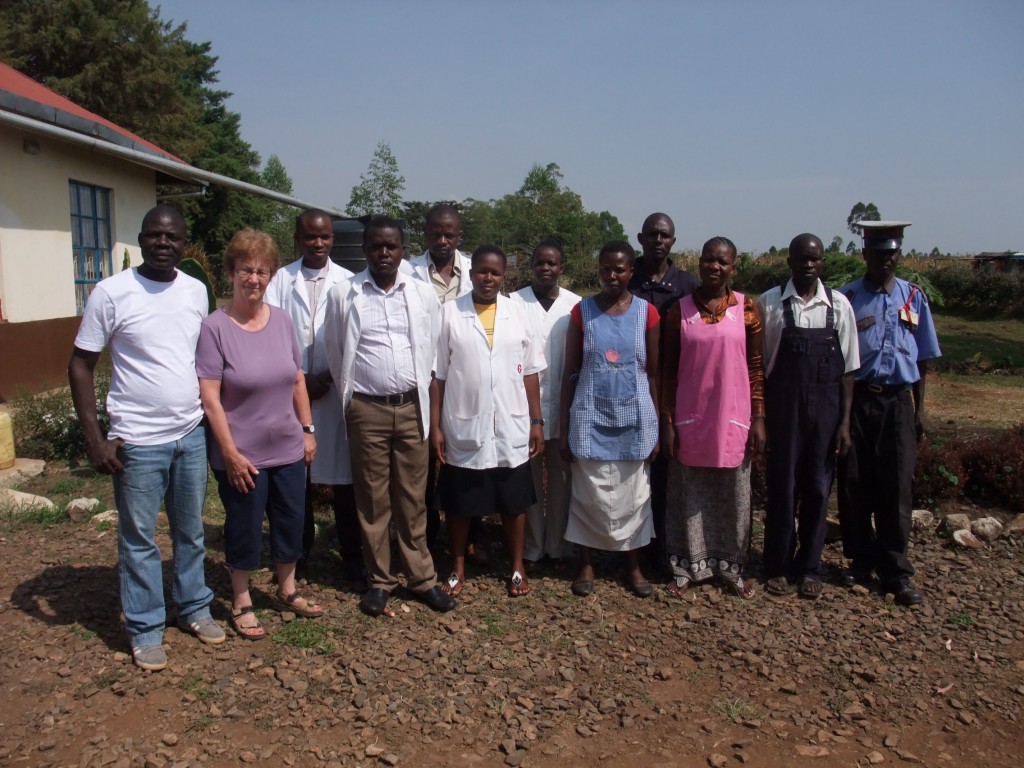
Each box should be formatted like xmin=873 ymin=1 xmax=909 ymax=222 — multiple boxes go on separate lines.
xmin=0 ymin=61 xmax=183 ymax=162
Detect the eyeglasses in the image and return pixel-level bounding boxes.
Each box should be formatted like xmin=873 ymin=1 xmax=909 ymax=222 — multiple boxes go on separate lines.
xmin=236 ymin=267 xmax=271 ymax=281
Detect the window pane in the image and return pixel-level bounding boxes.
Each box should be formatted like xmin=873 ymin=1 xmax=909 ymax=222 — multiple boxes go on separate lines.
xmin=78 ymin=185 xmax=93 ymax=217
xmin=69 ymin=184 xmax=79 ymax=214
xmin=95 ymin=190 xmax=108 ymax=220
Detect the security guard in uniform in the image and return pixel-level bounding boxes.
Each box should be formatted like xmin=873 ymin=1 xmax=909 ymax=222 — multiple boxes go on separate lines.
xmin=838 ymin=221 xmax=941 ymax=606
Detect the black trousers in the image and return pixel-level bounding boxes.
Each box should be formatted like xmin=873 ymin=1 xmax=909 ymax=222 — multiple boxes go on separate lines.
xmin=303 ymin=476 xmax=361 ymax=563
xmin=837 ymin=386 xmax=916 ymax=586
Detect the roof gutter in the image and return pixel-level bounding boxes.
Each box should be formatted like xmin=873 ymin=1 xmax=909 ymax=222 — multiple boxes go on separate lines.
xmin=0 ymin=109 xmax=345 ymax=215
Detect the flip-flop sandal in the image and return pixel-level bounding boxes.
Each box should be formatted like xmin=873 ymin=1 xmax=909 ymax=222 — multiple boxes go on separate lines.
xmin=722 ymin=577 xmax=756 ymax=600
xmin=798 ymin=577 xmax=823 ymax=599
xmin=508 ymin=570 xmax=530 ymax=597
xmin=664 ymin=579 xmax=692 ymax=600
xmin=765 ymin=577 xmax=791 ymax=596
xmin=273 ymin=591 xmax=324 ymax=618
xmin=441 ymin=572 xmax=463 ymax=597
xmin=230 ymin=606 xmax=265 ymax=641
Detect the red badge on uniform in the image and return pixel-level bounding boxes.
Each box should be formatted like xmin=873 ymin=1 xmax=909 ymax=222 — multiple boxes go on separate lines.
xmin=517 ymin=363 xmax=523 ymax=374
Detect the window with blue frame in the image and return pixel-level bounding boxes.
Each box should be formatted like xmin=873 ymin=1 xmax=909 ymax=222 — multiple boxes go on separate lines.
xmin=69 ymin=181 xmax=113 ymax=315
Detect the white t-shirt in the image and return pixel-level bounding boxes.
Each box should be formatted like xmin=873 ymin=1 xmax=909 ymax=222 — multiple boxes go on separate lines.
xmin=75 ymin=268 xmax=208 ymax=445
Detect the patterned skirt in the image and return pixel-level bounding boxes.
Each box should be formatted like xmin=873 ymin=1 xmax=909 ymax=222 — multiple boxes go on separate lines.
xmin=664 ymin=459 xmax=751 ymax=584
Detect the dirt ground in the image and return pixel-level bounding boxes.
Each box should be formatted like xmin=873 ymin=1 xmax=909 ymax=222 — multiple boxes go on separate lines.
xmin=2 ymin=479 xmax=1023 ymax=768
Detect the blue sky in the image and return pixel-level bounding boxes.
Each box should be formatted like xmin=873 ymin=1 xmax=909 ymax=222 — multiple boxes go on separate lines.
xmin=161 ymin=0 xmax=1023 ymax=255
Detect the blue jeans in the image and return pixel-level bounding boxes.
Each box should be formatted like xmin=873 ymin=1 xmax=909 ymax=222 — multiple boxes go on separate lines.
xmin=113 ymin=423 xmax=213 ymax=648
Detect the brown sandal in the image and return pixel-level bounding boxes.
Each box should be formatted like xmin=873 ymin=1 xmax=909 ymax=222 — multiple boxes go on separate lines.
xmin=664 ymin=579 xmax=692 ymax=599
xmin=273 ymin=591 xmax=324 ymax=618
xmin=230 ymin=605 xmax=265 ymax=640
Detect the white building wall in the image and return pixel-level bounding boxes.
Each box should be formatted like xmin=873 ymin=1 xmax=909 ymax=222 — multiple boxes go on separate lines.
xmin=0 ymin=128 xmax=156 ymax=323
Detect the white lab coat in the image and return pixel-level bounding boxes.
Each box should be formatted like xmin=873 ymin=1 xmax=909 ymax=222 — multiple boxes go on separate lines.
xmin=264 ymin=259 xmax=353 ymax=484
xmin=511 ymin=286 xmax=581 ymax=441
xmin=324 ymin=270 xmax=440 ymax=441
xmin=435 ymin=293 xmax=546 ymax=470
xmin=400 ymin=250 xmax=474 ymax=302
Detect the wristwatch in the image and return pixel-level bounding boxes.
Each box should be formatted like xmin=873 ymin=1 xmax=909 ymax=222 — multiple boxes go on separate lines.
xmin=302 ymin=424 xmax=315 ymax=434
xmin=530 ymin=418 xmax=545 ymax=426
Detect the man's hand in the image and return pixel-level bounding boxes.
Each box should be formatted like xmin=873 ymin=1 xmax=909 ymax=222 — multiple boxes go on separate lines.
xmin=87 ymin=438 xmax=124 ymax=475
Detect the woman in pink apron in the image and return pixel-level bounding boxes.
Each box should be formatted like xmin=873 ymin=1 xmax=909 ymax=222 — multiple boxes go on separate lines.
xmin=659 ymin=236 xmax=766 ymax=599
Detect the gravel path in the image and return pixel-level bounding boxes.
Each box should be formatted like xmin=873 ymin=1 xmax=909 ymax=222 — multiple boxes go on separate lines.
xmin=1 ymin=508 xmax=1022 ymax=768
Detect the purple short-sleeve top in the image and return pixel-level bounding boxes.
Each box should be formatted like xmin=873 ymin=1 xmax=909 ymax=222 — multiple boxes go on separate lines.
xmin=196 ymin=305 xmax=304 ymax=470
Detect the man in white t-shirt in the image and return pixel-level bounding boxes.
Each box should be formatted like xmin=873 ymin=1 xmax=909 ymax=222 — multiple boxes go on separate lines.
xmin=264 ymin=209 xmax=364 ymax=584
xmin=69 ymin=205 xmax=224 ymax=671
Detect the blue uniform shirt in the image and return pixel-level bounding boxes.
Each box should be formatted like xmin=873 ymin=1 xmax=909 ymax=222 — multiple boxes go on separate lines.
xmin=840 ymin=276 xmax=941 ymax=385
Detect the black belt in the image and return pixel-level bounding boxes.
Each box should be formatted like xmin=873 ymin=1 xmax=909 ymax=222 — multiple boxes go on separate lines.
xmin=353 ymin=390 xmax=418 ymax=406
xmin=856 ymin=381 xmax=911 ymax=396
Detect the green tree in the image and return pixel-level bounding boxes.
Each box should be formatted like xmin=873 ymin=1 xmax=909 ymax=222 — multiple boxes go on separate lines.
xmin=827 ymin=235 xmax=844 ymax=253
xmin=347 ymin=141 xmax=405 ymax=218
xmin=0 ymin=0 xmax=277 ymax=264
xmin=847 ymin=201 xmax=881 ymax=236
xmin=256 ymin=155 xmax=296 ymax=261
xmin=846 ymin=241 xmax=857 ymax=255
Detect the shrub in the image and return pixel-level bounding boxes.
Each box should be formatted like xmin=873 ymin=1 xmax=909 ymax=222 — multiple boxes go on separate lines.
xmin=960 ymin=424 xmax=1024 ymax=509
xmin=914 ymin=424 xmax=1024 ymax=509
xmin=9 ymin=370 xmax=111 ymax=464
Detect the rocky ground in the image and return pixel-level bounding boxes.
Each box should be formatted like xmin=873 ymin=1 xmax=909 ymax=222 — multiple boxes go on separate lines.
xmin=1 ymin=484 xmax=1023 ymax=768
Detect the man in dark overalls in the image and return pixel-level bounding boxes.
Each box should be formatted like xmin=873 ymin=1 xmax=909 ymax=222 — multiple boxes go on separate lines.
xmin=758 ymin=233 xmax=860 ymax=598
xmin=838 ymin=221 xmax=941 ymax=607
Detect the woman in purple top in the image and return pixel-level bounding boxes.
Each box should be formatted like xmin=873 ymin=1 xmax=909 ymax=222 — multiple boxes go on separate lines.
xmin=196 ymin=229 xmax=322 ymax=640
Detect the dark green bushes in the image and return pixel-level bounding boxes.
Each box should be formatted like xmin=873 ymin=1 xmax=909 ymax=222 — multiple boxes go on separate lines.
xmin=915 ymin=424 xmax=1024 ymax=510
xmin=9 ymin=371 xmax=110 ymax=464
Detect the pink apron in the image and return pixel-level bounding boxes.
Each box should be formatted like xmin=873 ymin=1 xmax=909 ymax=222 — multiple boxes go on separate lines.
xmin=673 ymin=292 xmax=751 ymax=469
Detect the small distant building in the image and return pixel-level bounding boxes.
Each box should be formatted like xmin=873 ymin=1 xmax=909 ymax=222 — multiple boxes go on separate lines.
xmin=0 ymin=62 xmax=338 ymax=402
xmin=970 ymin=251 xmax=1024 ymax=273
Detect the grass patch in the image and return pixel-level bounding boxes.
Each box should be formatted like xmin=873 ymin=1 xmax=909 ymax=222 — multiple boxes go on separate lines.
xmin=69 ymin=622 xmax=96 ymax=641
xmin=479 ymin=612 xmax=510 ymax=637
xmin=0 ymin=500 xmax=66 ymax=529
xmin=711 ymin=696 xmax=759 ymax=722
xmin=271 ymin=619 xmax=334 ymax=655
xmin=950 ymin=612 xmax=976 ymax=627
xmin=933 ymin=312 xmax=1024 ymax=369
xmin=183 ymin=673 xmax=221 ymax=701
xmin=186 ymin=714 xmax=219 ymax=733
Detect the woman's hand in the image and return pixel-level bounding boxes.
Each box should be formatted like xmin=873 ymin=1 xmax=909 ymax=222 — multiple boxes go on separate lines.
xmin=430 ymin=429 xmax=447 ymax=465
xmin=303 ymin=433 xmax=317 ymax=465
xmin=747 ymin=417 xmax=766 ymax=455
xmin=528 ymin=424 xmax=544 ymax=459
xmin=660 ymin=422 xmax=677 ymax=461
xmin=646 ymin=440 xmax=660 ymax=463
xmin=224 ymin=450 xmax=258 ymax=493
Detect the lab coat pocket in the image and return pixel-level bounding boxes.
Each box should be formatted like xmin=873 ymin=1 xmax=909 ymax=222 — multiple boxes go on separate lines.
xmin=444 ymin=413 xmax=485 ymax=454
xmin=500 ymin=411 xmax=531 ymax=449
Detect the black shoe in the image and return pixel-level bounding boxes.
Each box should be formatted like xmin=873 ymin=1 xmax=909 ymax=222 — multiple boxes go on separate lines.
xmin=839 ymin=567 xmax=872 ymax=587
xmin=415 ymin=585 xmax=456 ymax=612
xmin=359 ymin=588 xmax=389 ymax=617
xmin=892 ymin=581 xmax=924 ymax=607
xmin=571 ymin=580 xmax=593 ymax=597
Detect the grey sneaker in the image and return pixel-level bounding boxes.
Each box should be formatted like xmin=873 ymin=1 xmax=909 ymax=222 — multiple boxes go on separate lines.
xmin=179 ymin=617 xmax=227 ymax=645
xmin=132 ymin=644 xmax=168 ymax=671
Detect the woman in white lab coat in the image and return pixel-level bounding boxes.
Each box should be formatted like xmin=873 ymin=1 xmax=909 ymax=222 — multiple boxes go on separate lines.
xmin=430 ymin=245 xmax=546 ymax=598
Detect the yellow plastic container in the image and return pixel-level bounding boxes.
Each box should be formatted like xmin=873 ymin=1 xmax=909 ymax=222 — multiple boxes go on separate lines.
xmin=0 ymin=411 xmax=14 ymax=470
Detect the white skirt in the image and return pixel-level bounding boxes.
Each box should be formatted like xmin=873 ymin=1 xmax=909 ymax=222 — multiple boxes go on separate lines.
xmin=564 ymin=459 xmax=653 ymax=551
